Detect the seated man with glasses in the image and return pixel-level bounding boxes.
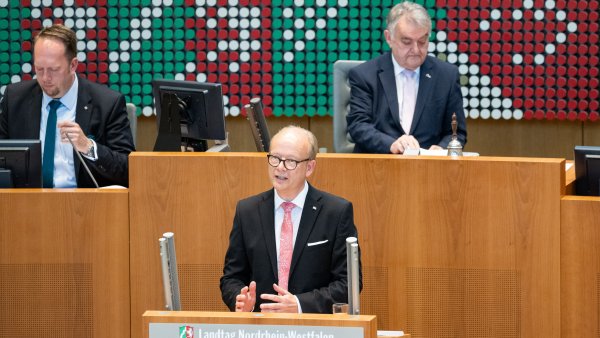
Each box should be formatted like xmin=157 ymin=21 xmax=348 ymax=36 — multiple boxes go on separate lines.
xmin=220 ymin=125 xmax=361 ymax=313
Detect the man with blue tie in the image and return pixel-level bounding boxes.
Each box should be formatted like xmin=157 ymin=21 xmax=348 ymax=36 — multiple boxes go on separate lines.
xmin=0 ymin=24 xmax=134 ymax=187
xmin=220 ymin=126 xmax=361 ymax=313
xmin=347 ymin=1 xmax=467 ymax=154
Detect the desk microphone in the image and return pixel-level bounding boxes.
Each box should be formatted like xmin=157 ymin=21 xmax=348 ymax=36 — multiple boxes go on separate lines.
xmin=66 ymin=133 xmax=100 ymax=188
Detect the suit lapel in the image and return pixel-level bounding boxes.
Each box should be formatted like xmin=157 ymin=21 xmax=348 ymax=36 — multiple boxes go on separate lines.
xmin=410 ymin=57 xmax=434 ymax=134
xmin=289 ymin=185 xmax=322 ymax=279
xmin=259 ymin=189 xmax=279 ymax=280
xmin=29 ymin=85 xmax=44 ymax=138
xmin=378 ymin=53 xmax=401 ymax=130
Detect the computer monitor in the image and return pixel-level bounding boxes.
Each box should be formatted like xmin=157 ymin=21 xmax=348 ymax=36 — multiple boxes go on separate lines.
xmin=574 ymin=145 xmax=600 ymax=196
xmin=0 ymin=139 xmax=42 ymax=188
xmin=152 ymin=79 xmax=227 ymax=152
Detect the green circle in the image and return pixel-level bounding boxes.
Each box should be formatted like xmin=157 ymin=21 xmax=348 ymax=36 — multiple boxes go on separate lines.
xmin=0 ymin=9 xmax=8 ymax=19
xmin=143 ymin=84 xmax=153 ymax=94
xmin=305 ymin=74 xmax=315 ymax=84
xmin=283 ymin=41 xmax=293 ymax=51
xmin=338 ymin=7 xmax=348 ymax=18
xmin=274 ymin=96 xmax=283 ymax=105
xmin=284 ymin=64 xmax=294 ymax=73
xmin=294 ymin=7 xmax=304 ymax=17
xmin=121 ymin=85 xmax=131 ymax=95
xmin=273 ymin=64 xmax=283 ymax=73
xmin=272 ymin=19 xmax=282 ymax=29
xmin=119 ymin=30 xmax=130 ymax=40
xmin=316 ymin=40 xmax=327 ymax=50
xmin=9 ymin=31 xmax=19 ymax=40
xmin=306 ymin=85 xmax=316 ymax=95
xmin=185 ymin=30 xmax=195 ymax=39
xmin=131 ymin=7 xmax=140 ymax=17
xmin=0 ymin=74 xmax=9 ymax=83
xmin=316 ymin=29 xmax=326 ymax=40
xmin=317 ymin=95 xmax=327 ymax=106
xmin=315 ymin=8 xmax=326 ymax=17
xmin=174 ymin=7 xmax=184 ymax=17
xmin=152 ymin=19 xmax=163 ymax=29
xmin=284 ymin=74 xmax=294 ymax=83
xmin=132 ymin=95 xmax=142 ymax=105
xmin=338 ymin=20 xmax=348 ymax=30
xmin=142 ymin=62 xmax=153 ymax=72
xmin=22 ymin=52 xmax=33 ymax=62
xmin=132 ymin=62 xmax=141 ymax=72
xmin=108 ymin=40 xmax=119 ymax=50
xmin=21 ymin=8 xmax=31 ymax=18
xmin=164 ymin=7 xmax=173 ymax=16
xmin=284 ymin=93 xmax=294 ymax=103
xmin=0 ymin=63 xmax=8 ymax=73
xmin=273 ymin=41 xmax=283 ymax=51
xmin=294 ymin=30 xmax=304 ymax=40
xmin=153 ymin=52 xmax=163 ymax=62
xmin=328 ymin=41 xmax=338 ymax=50
xmin=350 ymin=52 xmax=360 ymax=59
xmin=305 ymin=41 xmax=316 ymax=51
xmin=131 ymin=73 xmax=141 ymax=83
xmin=317 ymin=63 xmax=327 ymax=73
xmin=109 ymin=74 xmax=119 ymax=83
xmin=185 ymin=7 xmax=195 ymax=16
xmin=350 ymin=41 xmax=360 ymax=51
xmin=143 ymin=96 xmax=153 ymax=105
xmin=283 ymin=19 xmax=293 ymax=29
xmin=283 ymin=107 xmax=295 ymax=117
xmin=175 ymin=29 xmax=184 ymax=39
xmin=165 ymin=19 xmax=175 ymax=29
xmin=119 ymin=7 xmax=129 ymax=17
xmin=142 ymin=73 xmax=153 ymax=82
xmin=0 ymin=20 xmax=7 ymax=30
xmin=10 ymin=42 xmax=19 ymax=50
xmin=306 ymin=96 xmax=316 ymax=106
xmin=175 ymin=63 xmax=185 ymax=73
xmin=339 ymin=41 xmax=349 ymax=51
xmin=316 ymin=51 xmax=326 ymax=62
xmin=295 ymin=96 xmax=305 ymax=105
xmin=0 ymin=41 xmax=8 ymax=51
xmin=305 ymin=63 xmax=316 ymax=73
xmin=174 ymin=40 xmax=184 ymax=50
xmin=360 ymin=52 xmax=372 ymax=60
xmin=164 ymin=31 xmax=174 ymax=40
xmin=274 ymin=74 xmax=283 ymax=85
xmin=163 ymin=63 xmax=173 ymax=72
xmin=164 ymin=40 xmax=174 ymax=49
xmin=338 ymin=30 xmax=348 ymax=40
xmin=186 ymin=51 xmax=195 ymax=61
xmin=317 ymin=107 xmax=328 ymax=116
xmin=131 ymin=52 xmax=141 ymax=62
xmin=360 ymin=30 xmax=371 ymax=41
xmin=295 ymin=63 xmax=305 ymax=72
xmin=349 ymin=8 xmax=359 ymax=18
xmin=305 ymin=19 xmax=315 ymax=29
xmin=305 ymin=52 xmax=316 ymax=62
xmin=295 ymin=74 xmax=305 ymax=84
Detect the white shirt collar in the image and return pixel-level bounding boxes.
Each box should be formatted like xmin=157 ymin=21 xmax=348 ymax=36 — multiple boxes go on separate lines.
xmin=274 ymin=181 xmax=309 ymax=210
xmin=391 ymin=53 xmax=421 ymax=78
xmin=42 ymin=75 xmax=78 ymax=111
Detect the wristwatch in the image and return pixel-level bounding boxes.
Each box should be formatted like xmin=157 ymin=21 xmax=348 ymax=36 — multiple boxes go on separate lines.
xmin=83 ymin=140 xmax=95 ymax=157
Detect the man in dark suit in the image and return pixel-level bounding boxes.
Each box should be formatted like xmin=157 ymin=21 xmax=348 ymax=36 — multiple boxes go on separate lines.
xmin=0 ymin=24 xmax=134 ymax=187
xmin=347 ymin=1 xmax=466 ymax=154
xmin=220 ymin=126 xmax=361 ymax=313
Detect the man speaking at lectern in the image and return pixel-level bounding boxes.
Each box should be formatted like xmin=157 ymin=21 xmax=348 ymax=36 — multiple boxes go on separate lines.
xmin=220 ymin=126 xmax=361 ymax=313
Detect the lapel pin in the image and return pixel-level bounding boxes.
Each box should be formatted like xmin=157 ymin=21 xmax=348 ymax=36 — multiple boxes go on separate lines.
xmin=312 ymin=206 xmax=317 ymax=210
xmin=84 ymin=106 xmax=88 ymax=110
xmin=426 ymin=73 xmax=431 ymax=78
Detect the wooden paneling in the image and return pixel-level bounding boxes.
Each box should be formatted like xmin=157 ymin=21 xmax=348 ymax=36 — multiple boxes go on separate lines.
xmin=561 ymin=196 xmax=600 ymax=338
xmin=129 ymin=153 xmax=564 ymax=338
xmin=0 ymin=189 xmax=130 ymax=338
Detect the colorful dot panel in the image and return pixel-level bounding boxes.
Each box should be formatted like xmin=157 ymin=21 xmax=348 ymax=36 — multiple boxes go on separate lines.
xmin=0 ymin=0 xmax=598 ymax=121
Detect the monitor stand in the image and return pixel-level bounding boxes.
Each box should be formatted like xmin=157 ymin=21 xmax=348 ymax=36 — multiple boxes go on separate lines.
xmin=0 ymin=169 xmax=14 ymax=188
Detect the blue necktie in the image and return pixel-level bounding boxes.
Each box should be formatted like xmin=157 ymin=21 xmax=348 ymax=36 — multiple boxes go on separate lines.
xmin=42 ymin=99 xmax=61 ymax=188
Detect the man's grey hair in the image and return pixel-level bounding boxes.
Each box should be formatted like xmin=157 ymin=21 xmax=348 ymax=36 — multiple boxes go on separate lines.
xmin=274 ymin=125 xmax=319 ymax=160
xmin=386 ymin=1 xmax=432 ymax=36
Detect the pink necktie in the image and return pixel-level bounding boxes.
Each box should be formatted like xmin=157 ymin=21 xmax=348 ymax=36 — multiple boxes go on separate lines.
xmin=278 ymin=202 xmax=295 ymax=292
xmin=401 ymin=69 xmax=417 ymax=134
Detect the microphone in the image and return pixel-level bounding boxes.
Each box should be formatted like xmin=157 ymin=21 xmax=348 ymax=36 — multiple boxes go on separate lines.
xmin=346 ymin=237 xmax=360 ymax=315
xmin=65 ymin=133 xmax=100 ymax=188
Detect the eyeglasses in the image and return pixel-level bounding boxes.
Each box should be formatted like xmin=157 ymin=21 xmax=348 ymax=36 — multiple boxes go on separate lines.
xmin=267 ymin=154 xmax=310 ymax=170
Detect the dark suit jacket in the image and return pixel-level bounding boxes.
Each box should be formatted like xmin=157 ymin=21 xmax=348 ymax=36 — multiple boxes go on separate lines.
xmin=220 ymin=184 xmax=361 ymax=314
xmin=0 ymin=76 xmax=135 ymax=187
xmin=347 ymin=52 xmax=467 ymax=153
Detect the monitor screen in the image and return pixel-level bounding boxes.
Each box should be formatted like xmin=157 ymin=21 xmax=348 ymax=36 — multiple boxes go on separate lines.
xmin=0 ymin=139 xmax=42 ymax=188
xmin=574 ymin=145 xmax=600 ymax=196
xmin=152 ymin=79 xmax=226 ymax=152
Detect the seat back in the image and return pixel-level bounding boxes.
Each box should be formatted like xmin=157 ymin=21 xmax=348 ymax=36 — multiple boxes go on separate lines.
xmin=332 ymin=60 xmax=365 ymax=153
xmin=126 ymin=103 xmax=137 ymax=147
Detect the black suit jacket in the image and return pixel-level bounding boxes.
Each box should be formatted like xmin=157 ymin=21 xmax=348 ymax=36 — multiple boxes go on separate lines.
xmin=347 ymin=52 xmax=467 ymax=153
xmin=220 ymin=184 xmax=361 ymax=313
xmin=0 ymin=76 xmax=135 ymax=187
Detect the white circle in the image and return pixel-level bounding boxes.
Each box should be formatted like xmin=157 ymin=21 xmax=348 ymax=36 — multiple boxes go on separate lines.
xmin=447 ymin=53 xmax=458 ymax=63
xmin=142 ymin=30 xmax=152 ymax=39
xmin=131 ymin=19 xmax=141 ymax=29
xmin=31 ymin=8 xmax=41 ymax=18
xmin=75 ymin=7 xmax=85 ymax=17
xmin=534 ymin=10 xmax=545 ymax=20
xmin=130 ymin=30 xmax=141 ymax=40
xmin=491 ymin=9 xmax=501 ymax=20
xmin=491 ymin=98 xmax=502 ymax=108
xmin=469 ymin=109 xmax=480 ymax=119
xmin=41 ymin=0 xmax=51 ymax=5
xmin=250 ymin=40 xmax=261 ymax=50
xmin=480 ymin=109 xmax=491 ymax=119
xmin=284 ymin=52 xmax=294 ymax=62
xmin=142 ymin=107 xmax=153 ymax=117
xmin=437 ymin=31 xmax=447 ymax=41
xmin=294 ymin=0 xmax=304 ymax=5
xmin=229 ymin=106 xmax=240 ymax=117
xmin=491 ymin=109 xmax=502 ymax=119
xmin=152 ymin=7 xmax=162 ymax=18
xmin=228 ymin=7 xmax=238 ymax=17
xmin=239 ymin=19 xmax=250 ymax=29
xmin=217 ymin=7 xmax=227 ymax=17
xmin=305 ymin=8 xmax=315 ymax=18
xmin=152 ymin=0 xmax=161 ymax=5
xmin=469 ymin=98 xmax=480 ymax=107
xmin=109 ymin=51 xmax=119 ymax=61
xmin=120 ymin=41 xmax=130 ymax=50
xmin=556 ymin=33 xmax=566 ymax=43
xmin=142 ymin=18 xmax=152 ymax=28
xmin=502 ymin=109 xmax=513 ymax=119
xmin=0 ymin=86 xmax=5 ymax=95
xmin=282 ymin=8 xmax=293 ymax=18
xmin=458 ymin=64 xmax=469 ymax=75
xmin=229 ymin=18 xmax=239 ymax=28
xmin=218 ymin=41 xmax=229 ymax=50
xmin=120 ymin=52 xmax=130 ymax=62
xmin=447 ymin=42 xmax=458 ymax=52
xmin=86 ymin=18 xmax=96 ymax=28
xmin=174 ymin=73 xmax=185 ymax=81
xmin=428 ymin=43 xmax=435 ymax=53
xmin=229 ymin=40 xmax=239 ymax=50
xmin=141 ymin=8 xmax=152 ymax=17
xmin=316 ymin=0 xmax=326 ymax=6
xmin=458 ymin=53 xmax=469 ymax=64
xmin=250 ymin=7 xmax=261 ymax=17
xmin=223 ymin=107 xmax=230 ymax=117
xmin=195 ymin=7 xmax=205 ymax=17
xmin=512 ymin=10 xmax=523 ymax=20
xmin=207 ymin=51 xmax=217 ymax=61
xmin=207 ymin=18 xmax=217 ymax=28
xmin=30 ymin=0 xmax=40 ymax=6
xmin=222 ymin=96 xmax=229 ymax=105
xmin=11 ymin=75 xmax=21 ymax=83
xmin=295 ymin=40 xmax=305 ymax=50
xmin=283 ymin=30 xmax=294 ymax=40
xmin=338 ymin=0 xmax=348 ymax=6
xmin=86 ymin=7 xmax=96 ymax=17
xmin=131 ymin=41 xmax=141 ymax=50
xmin=480 ymin=76 xmax=491 ymax=86
xmin=436 ymin=42 xmax=447 ymax=52
xmin=316 ymin=19 xmax=327 ymax=29
xmin=76 ymin=30 xmax=86 ymax=40
xmin=64 ymin=19 xmax=74 ymax=28
xmin=42 ymin=18 xmax=53 ymax=27
xmin=228 ymin=0 xmax=238 ymax=5
xmin=545 ymin=44 xmax=556 ymax=54
xmin=239 ymin=29 xmax=250 ymax=40
xmin=480 ymin=98 xmax=491 ymax=108
xmin=86 ymin=40 xmax=97 ymax=50
xmin=250 ymin=18 xmax=260 ymax=28
xmin=305 ymin=30 xmax=316 ymax=40
xmin=556 ymin=10 xmax=566 ymax=21
xmin=75 ymin=18 xmax=85 ymax=29
xmin=239 ymin=41 xmax=250 ymax=50
xmin=53 ymin=7 xmax=63 ymax=17
xmin=545 ymin=0 xmax=555 ymax=9
xmin=240 ymin=52 xmax=250 ymax=62
xmin=186 ymin=62 xmax=196 ymax=73
xmin=196 ymin=73 xmax=207 ymax=82
xmin=77 ymin=51 xmax=86 ymax=61
xmin=196 ymin=0 xmax=206 ymax=5
xmin=534 ymin=54 xmax=545 ymax=64
xmin=469 ymin=77 xmax=480 ymax=87
xmin=461 ymin=87 xmax=469 ymax=97
xmin=77 ymin=41 xmax=86 ymax=51
xmin=109 ymin=63 xmax=119 ymax=72
xmin=513 ymin=54 xmax=523 ymax=64
xmin=469 ymin=64 xmax=479 ymax=74
xmin=469 ymin=87 xmax=480 ymax=98
xmin=513 ymin=109 xmax=524 ymax=120
xmin=64 ymin=8 xmax=74 ymax=17
xmin=229 ymin=62 xmax=239 ymax=72
xmin=480 ymin=87 xmax=491 ymax=97
xmin=523 ymin=0 xmax=534 ymax=8
xmin=502 ymin=98 xmax=512 ymax=109
xmin=295 ymin=19 xmax=305 ymax=29
xmin=327 ymin=8 xmax=337 ymax=18
xmin=63 ymin=0 xmax=73 ymax=5
xmin=491 ymin=88 xmax=502 ymax=97
xmin=239 ymin=8 xmax=249 ymax=17
xmin=567 ymin=22 xmax=578 ymax=32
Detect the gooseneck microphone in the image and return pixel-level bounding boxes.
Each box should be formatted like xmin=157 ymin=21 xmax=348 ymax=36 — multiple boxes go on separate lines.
xmin=65 ymin=133 xmax=100 ymax=188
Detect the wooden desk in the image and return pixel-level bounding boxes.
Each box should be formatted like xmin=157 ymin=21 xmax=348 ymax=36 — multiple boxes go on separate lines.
xmin=129 ymin=152 xmax=565 ymax=338
xmin=0 ymin=189 xmax=130 ymax=338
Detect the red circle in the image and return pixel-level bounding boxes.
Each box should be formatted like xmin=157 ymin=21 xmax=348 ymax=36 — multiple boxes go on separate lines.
xmin=578 ymin=112 xmax=588 ymax=121
xmin=547 ymin=99 xmax=556 ymax=109
xmin=534 ymin=110 xmax=545 ymax=120
xmin=514 ymin=65 xmax=523 ymax=75
xmin=546 ymin=111 xmax=556 ymax=120
xmin=524 ymin=88 xmax=534 ymax=97
xmin=567 ymin=111 xmax=578 ymax=121
xmin=557 ymin=89 xmax=567 ymax=99
xmin=524 ymin=110 xmax=534 ymax=119
xmin=590 ymin=112 xmax=600 ymax=121
xmin=557 ymin=110 xmax=567 ymax=120
xmin=513 ymin=98 xmax=523 ymax=107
